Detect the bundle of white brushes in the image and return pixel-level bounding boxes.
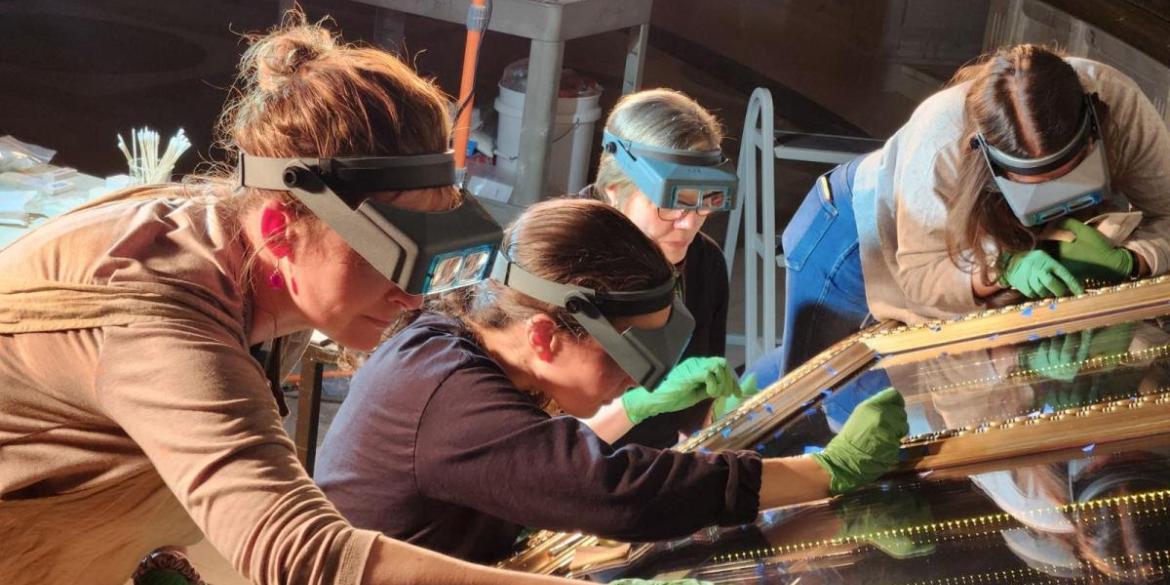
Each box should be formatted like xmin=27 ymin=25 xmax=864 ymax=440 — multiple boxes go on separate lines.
xmin=116 ymin=127 xmax=192 ymax=185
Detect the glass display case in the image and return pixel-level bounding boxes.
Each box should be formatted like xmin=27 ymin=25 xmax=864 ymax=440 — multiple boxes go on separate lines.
xmin=502 ymin=277 xmax=1170 ymax=583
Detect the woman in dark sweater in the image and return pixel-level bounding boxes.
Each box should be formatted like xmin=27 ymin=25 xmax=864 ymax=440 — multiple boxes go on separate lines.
xmin=575 ymin=89 xmax=740 ymax=449
xmin=315 ymin=199 xmax=907 ymax=564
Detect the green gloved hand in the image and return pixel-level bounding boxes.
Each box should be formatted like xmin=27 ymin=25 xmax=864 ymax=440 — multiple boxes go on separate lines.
xmin=133 ymin=549 xmax=203 ymax=585
xmin=1050 ymin=218 xmax=1135 ymax=286
xmin=1036 ymin=376 xmax=1105 ymax=412
xmin=711 ymin=374 xmax=759 ymax=420
xmin=137 ymin=571 xmax=195 ymax=585
xmin=1030 ymin=322 xmax=1137 ymax=410
xmin=834 ymin=489 xmax=936 ymax=559
xmin=999 ymin=249 xmax=1085 ymax=299
xmin=837 ymin=486 xmax=935 ymax=559
xmin=811 ymin=387 xmax=909 ymax=495
xmin=1023 ymin=329 xmax=1093 ymax=382
xmin=622 ymin=357 xmax=738 ymax=425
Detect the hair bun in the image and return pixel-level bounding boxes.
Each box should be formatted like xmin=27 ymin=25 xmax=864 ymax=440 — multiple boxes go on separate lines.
xmin=249 ymin=24 xmax=335 ymax=93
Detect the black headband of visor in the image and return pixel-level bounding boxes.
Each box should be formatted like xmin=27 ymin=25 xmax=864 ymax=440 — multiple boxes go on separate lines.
xmin=567 ymin=277 xmax=677 ymax=318
xmin=239 ymin=151 xmax=456 ymax=201
xmin=491 ymin=252 xmax=678 ymax=318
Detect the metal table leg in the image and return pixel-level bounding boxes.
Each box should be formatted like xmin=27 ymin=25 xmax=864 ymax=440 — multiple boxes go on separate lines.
xmin=294 ymin=351 xmax=325 ymax=475
xmin=513 ymin=38 xmax=564 ymax=205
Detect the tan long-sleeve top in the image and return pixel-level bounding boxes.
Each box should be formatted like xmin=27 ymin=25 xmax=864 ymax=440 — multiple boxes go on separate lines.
xmin=853 ymin=57 xmax=1170 ymax=324
xmin=0 ymin=191 xmax=377 ymax=585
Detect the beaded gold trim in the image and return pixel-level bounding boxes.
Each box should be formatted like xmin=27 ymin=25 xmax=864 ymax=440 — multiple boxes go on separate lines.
xmin=712 ymin=489 xmax=1170 ymax=563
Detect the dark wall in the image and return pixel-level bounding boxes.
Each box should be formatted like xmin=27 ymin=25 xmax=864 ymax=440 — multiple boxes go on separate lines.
xmin=0 ymin=0 xmax=983 ymax=193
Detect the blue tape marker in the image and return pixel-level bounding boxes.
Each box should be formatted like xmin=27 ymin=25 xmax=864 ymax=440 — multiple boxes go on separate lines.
xmin=755 ymin=444 xmax=766 ymax=453
xmin=1027 ymin=333 xmax=1041 ymax=342
xmin=1049 ymin=301 xmax=1058 ymax=311
xmin=746 ymin=412 xmax=757 ymax=422
xmin=772 ymin=431 xmax=784 ymax=440
xmin=721 ymin=427 xmax=732 ymax=438
xmin=825 ymin=365 xmax=839 ymax=376
xmin=1042 ymin=404 xmax=1054 ymax=414
xmin=764 ymin=404 xmax=775 ymax=414
xmin=803 ymin=407 xmax=817 ymax=417
xmin=1082 ymin=443 xmax=1096 ymax=453
xmin=804 ymin=445 xmax=825 ymax=455
xmin=1021 ymin=306 xmax=1034 ymax=317
xmin=988 ymin=333 xmax=999 ymax=341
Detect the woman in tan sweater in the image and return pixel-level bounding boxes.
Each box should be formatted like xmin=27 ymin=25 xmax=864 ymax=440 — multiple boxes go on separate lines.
xmin=0 ymin=14 xmax=595 ymax=585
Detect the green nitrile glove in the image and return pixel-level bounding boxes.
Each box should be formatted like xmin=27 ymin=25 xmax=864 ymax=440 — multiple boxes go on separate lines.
xmin=811 ymin=387 xmax=908 ymax=495
xmin=834 ymin=490 xmax=936 ymax=559
xmin=711 ymin=374 xmax=759 ymax=420
xmin=137 ymin=571 xmax=194 ymax=585
xmin=1024 ymin=329 xmax=1093 ymax=382
xmin=1030 ymin=322 xmax=1137 ymax=410
xmin=621 ymin=357 xmax=738 ymax=425
xmin=1051 ymin=218 xmax=1135 ymax=286
xmin=998 ymin=249 xmax=1085 ymax=298
xmin=1037 ymin=377 xmax=1104 ymax=412
xmin=133 ymin=549 xmax=203 ymax=585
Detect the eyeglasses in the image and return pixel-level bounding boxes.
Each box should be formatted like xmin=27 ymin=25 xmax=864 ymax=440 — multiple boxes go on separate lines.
xmin=657 ymin=207 xmax=717 ymax=221
xmin=656 ymin=189 xmax=727 ymax=221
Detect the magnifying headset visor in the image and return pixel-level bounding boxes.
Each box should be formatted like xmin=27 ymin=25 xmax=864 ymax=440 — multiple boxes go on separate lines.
xmin=974 ymin=93 xmax=1111 ymax=227
xmin=239 ymin=150 xmax=503 ymax=296
xmin=601 ymin=129 xmax=738 ymax=214
xmin=489 ymin=252 xmax=695 ymax=389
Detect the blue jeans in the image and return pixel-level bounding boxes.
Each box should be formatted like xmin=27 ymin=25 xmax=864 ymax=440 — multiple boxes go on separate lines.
xmin=745 ymin=156 xmax=870 ymax=389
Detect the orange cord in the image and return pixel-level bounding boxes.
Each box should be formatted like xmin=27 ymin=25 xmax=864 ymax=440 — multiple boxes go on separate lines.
xmin=453 ymin=0 xmax=487 ymax=171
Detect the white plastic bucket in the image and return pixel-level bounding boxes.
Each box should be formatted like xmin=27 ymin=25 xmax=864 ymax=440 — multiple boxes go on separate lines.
xmin=494 ymin=83 xmax=602 ymax=194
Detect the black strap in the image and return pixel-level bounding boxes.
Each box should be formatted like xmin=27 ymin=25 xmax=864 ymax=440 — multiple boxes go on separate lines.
xmin=264 ymin=336 xmax=290 ymax=418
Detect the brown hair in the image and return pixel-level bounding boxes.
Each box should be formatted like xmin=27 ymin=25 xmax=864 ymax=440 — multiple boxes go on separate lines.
xmin=595 ymin=89 xmax=724 ymax=207
xmin=444 ymin=198 xmax=675 ymax=336
xmin=945 ymin=45 xmax=1097 ymax=282
xmin=213 ymin=10 xmax=454 ymax=221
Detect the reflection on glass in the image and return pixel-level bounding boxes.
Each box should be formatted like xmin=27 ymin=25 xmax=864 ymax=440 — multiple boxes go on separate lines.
xmin=578 ymin=316 xmax=1170 ymax=584
xmin=748 ymin=320 xmax=1170 ymax=460
xmin=592 ymin=448 xmax=1170 ymax=584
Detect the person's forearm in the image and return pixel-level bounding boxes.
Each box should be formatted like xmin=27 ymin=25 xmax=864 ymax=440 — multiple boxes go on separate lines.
xmin=363 ymin=538 xmax=574 ymax=585
xmin=759 ymin=456 xmax=831 ymax=509
xmin=579 ymin=400 xmax=635 ymax=444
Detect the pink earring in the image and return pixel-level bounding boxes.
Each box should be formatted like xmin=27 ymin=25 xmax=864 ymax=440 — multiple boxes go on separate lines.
xmin=268 ymin=270 xmax=285 ymax=290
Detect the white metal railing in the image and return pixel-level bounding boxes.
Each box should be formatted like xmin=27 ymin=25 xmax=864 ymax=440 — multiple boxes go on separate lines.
xmin=724 ymin=88 xmax=882 ymax=365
